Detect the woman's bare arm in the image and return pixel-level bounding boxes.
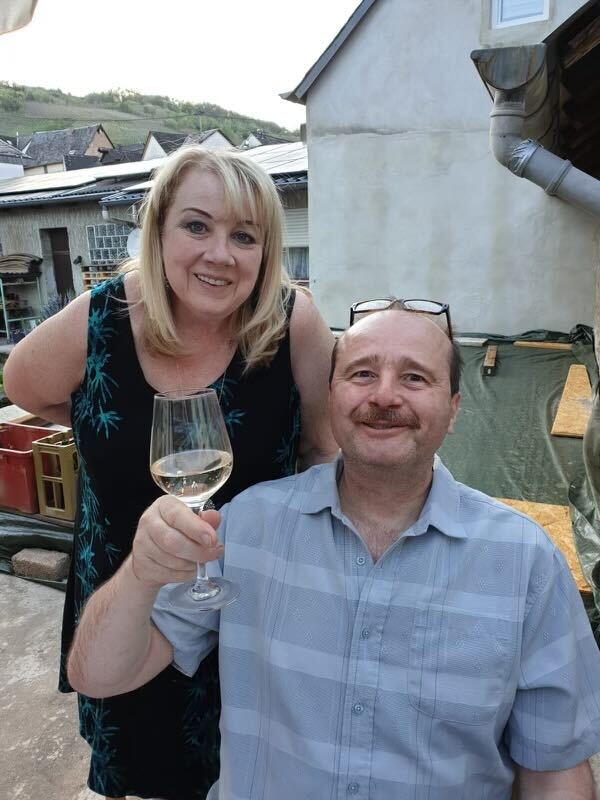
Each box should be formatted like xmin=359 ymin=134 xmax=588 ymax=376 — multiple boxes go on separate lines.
xmin=3 ymin=292 xmax=90 ymax=426
xmin=289 ymin=289 xmax=339 ymax=470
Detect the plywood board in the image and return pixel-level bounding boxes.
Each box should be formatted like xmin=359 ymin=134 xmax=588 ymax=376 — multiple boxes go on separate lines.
xmin=0 ymin=403 xmax=34 ymax=424
xmin=513 ymin=341 xmax=572 ymax=351
xmin=482 ymin=345 xmax=497 ymax=376
xmin=498 ymin=498 xmax=589 ymax=593
xmin=551 ymin=364 xmax=592 ymax=438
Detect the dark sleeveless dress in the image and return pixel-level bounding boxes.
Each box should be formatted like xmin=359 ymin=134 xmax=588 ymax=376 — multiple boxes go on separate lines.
xmin=59 ymin=276 xmax=301 ymax=799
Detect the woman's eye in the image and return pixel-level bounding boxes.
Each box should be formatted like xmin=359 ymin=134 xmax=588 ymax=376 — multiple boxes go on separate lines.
xmin=233 ymin=231 xmax=256 ymax=245
xmin=185 ymin=221 xmax=207 ymax=235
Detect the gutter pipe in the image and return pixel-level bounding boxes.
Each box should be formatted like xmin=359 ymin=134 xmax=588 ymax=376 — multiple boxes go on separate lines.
xmin=471 ymin=45 xmax=600 ymax=218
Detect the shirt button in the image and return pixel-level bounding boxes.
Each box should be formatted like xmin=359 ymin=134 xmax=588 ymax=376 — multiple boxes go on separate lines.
xmin=356 ymin=556 xmax=366 ymax=566
xmin=352 ymin=703 xmax=364 ymax=714
xmin=361 ymin=628 xmax=370 ymax=639
xmin=347 ymin=782 xmax=359 ymax=794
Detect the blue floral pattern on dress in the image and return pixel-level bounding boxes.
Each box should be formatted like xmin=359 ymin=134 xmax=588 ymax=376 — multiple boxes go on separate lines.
xmin=69 ymin=280 xmax=124 ymax=790
xmin=212 ymin=375 xmax=246 ymax=439
xmin=276 ymin=384 xmax=301 ymax=475
xmin=72 ymin=281 xmax=122 ymax=438
xmin=78 ymin=695 xmax=123 ymax=794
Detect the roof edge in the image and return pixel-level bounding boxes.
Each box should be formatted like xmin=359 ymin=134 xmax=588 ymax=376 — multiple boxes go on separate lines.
xmin=281 ymin=0 xmax=378 ymax=105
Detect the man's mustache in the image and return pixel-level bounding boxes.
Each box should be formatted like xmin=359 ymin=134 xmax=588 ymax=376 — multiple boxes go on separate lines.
xmin=352 ymin=407 xmax=419 ymax=428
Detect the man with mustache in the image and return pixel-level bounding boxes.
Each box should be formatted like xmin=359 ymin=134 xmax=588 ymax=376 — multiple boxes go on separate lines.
xmin=68 ymin=309 xmax=600 ymax=799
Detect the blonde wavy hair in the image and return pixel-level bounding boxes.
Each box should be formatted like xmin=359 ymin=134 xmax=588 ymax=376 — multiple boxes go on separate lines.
xmin=121 ymin=146 xmax=291 ymax=371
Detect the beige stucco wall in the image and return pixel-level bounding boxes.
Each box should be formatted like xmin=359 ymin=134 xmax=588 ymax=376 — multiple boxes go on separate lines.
xmin=85 ymin=128 xmax=113 ymax=157
xmin=304 ymin=0 xmax=600 ymax=333
xmin=24 ymin=162 xmax=63 ymax=175
xmin=0 ymin=202 xmax=106 ymax=299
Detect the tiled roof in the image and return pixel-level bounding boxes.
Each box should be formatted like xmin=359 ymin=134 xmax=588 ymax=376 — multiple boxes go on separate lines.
xmin=22 ymin=125 xmax=113 ymax=168
xmin=64 ymin=154 xmax=100 ymax=171
xmin=102 ymin=143 xmax=308 ymax=206
xmin=100 ymin=143 xmax=144 ymax=165
xmin=0 ymin=137 xmax=31 ymax=164
xmin=249 ymin=131 xmax=293 ymax=145
xmin=0 ymin=177 xmax=149 ymax=208
xmin=148 ymin=129 xmax=234 ymax=154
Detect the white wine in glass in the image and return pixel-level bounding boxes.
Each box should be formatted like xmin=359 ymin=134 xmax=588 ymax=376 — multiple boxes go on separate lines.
xmin=150 ymin=388 xmax=239 ymax=611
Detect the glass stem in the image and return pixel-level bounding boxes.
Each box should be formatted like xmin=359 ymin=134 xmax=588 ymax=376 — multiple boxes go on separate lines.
xmin=190 ymin=503 xmax=221 ymax=601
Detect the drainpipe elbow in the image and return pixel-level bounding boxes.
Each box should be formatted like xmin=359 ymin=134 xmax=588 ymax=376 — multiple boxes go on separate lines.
xmin=489 ymin=94 xmax=527 ymax=171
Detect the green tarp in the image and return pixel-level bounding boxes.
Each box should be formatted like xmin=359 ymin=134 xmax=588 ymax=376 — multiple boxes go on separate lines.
xmin=1 ymin=329 xmax=600 ymax=618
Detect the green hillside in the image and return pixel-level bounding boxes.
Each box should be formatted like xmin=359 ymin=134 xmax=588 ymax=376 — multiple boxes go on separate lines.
xmin=0 ymin=83 xmax=299 ymax=146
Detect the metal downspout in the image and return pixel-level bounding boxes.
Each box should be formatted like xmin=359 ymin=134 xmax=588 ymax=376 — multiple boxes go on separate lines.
xmin=489 ymin=90 xmax=600 ymax=217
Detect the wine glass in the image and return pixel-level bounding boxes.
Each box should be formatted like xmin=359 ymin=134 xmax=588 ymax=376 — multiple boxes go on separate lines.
xmin=150 ymin=388 xmax=239 ymax=611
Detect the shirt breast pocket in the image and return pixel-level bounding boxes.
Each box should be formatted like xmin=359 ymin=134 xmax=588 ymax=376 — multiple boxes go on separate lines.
xmin=408 ymin=606 xmax=516 ymax=725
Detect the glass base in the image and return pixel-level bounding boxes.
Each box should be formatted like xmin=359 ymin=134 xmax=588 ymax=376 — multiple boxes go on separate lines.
xmin=167 ymin=577 xmax=240 ymax=611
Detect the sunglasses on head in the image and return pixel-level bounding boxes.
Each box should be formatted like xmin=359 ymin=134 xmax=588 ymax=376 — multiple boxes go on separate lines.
xmin=349 ymin=298 xmax=453 ymax=336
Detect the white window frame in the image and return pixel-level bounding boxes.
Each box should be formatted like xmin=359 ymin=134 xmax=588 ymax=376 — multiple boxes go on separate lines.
xmin=491 ymin=0 xmax=549 ymax=28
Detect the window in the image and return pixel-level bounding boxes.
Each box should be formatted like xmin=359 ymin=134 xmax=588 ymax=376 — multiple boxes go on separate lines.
xmin=492 ymin=0 xmax=549 ymax=28
xmin=284 ymin=247 xmax=309 ymax=283
xmin=87 ymin=223 xmax=131 ymax=266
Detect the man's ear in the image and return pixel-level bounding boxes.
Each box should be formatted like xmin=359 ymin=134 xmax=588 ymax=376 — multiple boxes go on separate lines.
xmin=447 ymin=393 xmax=461 ymax=434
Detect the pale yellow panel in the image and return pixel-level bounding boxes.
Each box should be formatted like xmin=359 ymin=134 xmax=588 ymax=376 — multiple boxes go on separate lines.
xmin=551 ymin=364 xmax=592 ymax=438
xmin=513 ymin=341 xmax=573 ymax=351
xmin=498 ymin=498 xmax=589 ymax=593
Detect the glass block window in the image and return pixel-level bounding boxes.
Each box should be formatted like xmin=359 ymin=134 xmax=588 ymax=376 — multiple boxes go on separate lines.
xmin=87 ymin=223 xmax=131 ymax=266
xmin=492 ymin=0 xmax=549 ymax=28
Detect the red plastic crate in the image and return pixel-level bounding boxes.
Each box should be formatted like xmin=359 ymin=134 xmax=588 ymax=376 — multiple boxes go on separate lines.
xmin=0 ymin=423 xmax=51 ymax=513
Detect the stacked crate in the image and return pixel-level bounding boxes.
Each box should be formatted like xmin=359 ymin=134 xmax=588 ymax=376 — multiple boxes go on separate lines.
xmin=0 ymin=422 xmax=78 ymax=520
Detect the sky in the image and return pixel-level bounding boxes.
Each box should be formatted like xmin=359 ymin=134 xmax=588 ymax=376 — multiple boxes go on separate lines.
xmin=0 ymin=0 xmax=363 ymax=131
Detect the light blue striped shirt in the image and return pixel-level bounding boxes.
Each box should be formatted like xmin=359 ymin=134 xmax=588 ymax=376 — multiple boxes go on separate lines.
xmin=152 ymin=458 xmax=600 ymax=799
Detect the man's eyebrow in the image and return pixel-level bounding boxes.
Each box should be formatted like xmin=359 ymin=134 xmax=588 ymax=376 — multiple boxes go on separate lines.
xmin=342 ymin=355 xmax=381 ymax=373
xmin=396 ymin=355 xmax=434 ymax=376
xmin=343 ymin=353 xmax=436 ymax=377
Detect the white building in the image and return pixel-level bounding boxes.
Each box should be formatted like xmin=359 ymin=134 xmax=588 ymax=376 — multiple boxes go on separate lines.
xmin=284 ymin=0 xmax=600 ymax=333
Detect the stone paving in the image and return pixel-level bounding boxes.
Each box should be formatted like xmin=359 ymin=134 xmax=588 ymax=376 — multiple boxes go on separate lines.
xmin=1 ymin=571 xmax=600 ymax=799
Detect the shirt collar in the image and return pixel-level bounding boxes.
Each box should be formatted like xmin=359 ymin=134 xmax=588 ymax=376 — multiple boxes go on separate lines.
xmin=300 ymin=454 xmax=468 ymax=540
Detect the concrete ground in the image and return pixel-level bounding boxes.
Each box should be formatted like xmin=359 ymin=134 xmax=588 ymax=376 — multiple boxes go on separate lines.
xmin=2 ymin=570 xmax=600 ymax=799
xmin=0 ymin=573 xmax=97 ymax=800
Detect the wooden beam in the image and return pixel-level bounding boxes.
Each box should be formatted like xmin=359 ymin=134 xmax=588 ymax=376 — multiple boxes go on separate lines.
xmin=513 ymin=341 xmax=572 ymax=351
xmin=482 ymin=344 xmax=497 ymax=376
xmin=497 ymin=499 xmax=589 ymax=593
xmin=551 ymin=364 xmax=593 ymax=438
xmin=562 ymin=16 xmax=600 ymax=70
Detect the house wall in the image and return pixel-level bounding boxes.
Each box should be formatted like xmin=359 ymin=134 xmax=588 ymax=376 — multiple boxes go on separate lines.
xmin=0 ymin=163 xmax=24 ymax=178
xmin=0 ymin=202 xmax=107 ymax=299
xmin=143 ymin=137 xmax=167 ymax=160
xmin=24 ymin=162 xmax=63 ymax=175
xmin=85 ymin=129 xmax=113 ymax=157
xmin=304 ymin=0 xmax=600 ymax=333
xmin=202 ymin=131 xmax=234 ymax=150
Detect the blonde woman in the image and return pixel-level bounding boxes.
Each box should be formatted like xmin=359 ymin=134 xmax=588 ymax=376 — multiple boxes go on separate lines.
xmin=4 ymin=147 xmax=337 ymax=800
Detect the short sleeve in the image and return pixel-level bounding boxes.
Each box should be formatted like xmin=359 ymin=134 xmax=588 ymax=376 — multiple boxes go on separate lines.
xmin=506 ymin=547 xmax=600 ymax=770
xmin=150 ymin=502 xmax=231 ymax=677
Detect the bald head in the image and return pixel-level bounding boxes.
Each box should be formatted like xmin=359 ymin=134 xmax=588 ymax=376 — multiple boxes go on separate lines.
xmin=330 ymin=310 xmax=462 ymax=395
